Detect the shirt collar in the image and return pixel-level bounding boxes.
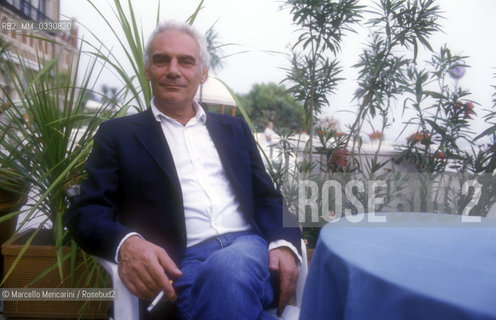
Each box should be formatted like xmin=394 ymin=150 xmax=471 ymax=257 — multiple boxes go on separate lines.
xmin=150 ymin=97 xmax=207 ymax=125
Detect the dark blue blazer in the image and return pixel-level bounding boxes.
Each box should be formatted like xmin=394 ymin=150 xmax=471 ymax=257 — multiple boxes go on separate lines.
xmin=66 ymin=109 xmax=301 ymax=264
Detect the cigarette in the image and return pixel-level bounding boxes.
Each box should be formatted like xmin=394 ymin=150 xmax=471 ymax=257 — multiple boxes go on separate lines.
xmin=147 ymin=291 xmax=165 ymax=312
xmin=147 ymin=280 xmax=174 ymax=312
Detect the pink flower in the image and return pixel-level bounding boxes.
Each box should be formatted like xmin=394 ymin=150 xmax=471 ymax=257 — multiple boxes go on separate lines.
xmin=464 ymin=102 xmax=475 ymax=119
xmin=436 ymin=151 xmax=446 ymax=159
xmin=407 ymin=132 xmax=431 ymax=145
xmin=454 ymin=101 xmax=475 ymax=119
xmin=431 ymin=151 xmax=447 ymax=163
xmin=329 ymin=148 xmax=349 ymax=168
xmin=368 ymin=130 xmax=384 ymax=140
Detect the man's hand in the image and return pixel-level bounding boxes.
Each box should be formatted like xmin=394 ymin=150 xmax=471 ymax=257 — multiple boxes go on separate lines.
xmin=268 ymin=247 xmax=298 ymax=317
xmin=118 ymin=235 xmax=182 ymax=301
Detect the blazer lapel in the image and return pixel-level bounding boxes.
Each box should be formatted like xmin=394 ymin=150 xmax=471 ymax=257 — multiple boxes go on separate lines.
xmin=205 ymin=115 xmax=245 ymax=195
xmin=132 ymin=109 xmax=182 ymax=193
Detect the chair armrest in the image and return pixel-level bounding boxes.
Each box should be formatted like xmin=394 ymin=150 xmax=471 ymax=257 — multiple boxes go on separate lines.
xmin=295 ymin=238 xmax=308 ymax=307
xmin=93 ymin=256 xmax=139 ymax=320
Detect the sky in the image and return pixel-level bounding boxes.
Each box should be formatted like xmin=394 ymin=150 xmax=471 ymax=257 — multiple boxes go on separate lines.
xmin=60 ymin=0 xmax=496 ymax=141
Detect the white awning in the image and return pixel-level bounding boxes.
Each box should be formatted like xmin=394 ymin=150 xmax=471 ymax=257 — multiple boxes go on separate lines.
xmin=85 ymin=99 xmax=102 ymax=112
xmin=195 ymin=76 xmax=236 ymax=107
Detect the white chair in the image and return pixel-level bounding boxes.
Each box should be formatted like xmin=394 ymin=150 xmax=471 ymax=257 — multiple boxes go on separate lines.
xmin=94 ymin=239 xmax=308 ymax=320
xmin=93 ymin=256 xmax=139 ymax=320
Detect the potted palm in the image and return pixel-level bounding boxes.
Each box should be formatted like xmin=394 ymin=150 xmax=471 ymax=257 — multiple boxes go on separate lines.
xmin=0 ymin=46 xmax=125 ymax=318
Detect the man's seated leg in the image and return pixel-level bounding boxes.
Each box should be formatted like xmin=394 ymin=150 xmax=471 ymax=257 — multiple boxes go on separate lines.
xmin=174 ymin=232 xmax=276 ymax=320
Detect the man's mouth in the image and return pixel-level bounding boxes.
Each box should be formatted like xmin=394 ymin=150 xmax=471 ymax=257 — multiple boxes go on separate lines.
xmin=161 ymin=83 xmax=184 ymax=90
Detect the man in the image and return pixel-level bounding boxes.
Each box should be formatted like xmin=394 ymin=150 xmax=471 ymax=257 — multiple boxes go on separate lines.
xmin=66 ymin=21 xmax=301 ymax=320
xmin=264 ymin=122 xmax=275 ymax=143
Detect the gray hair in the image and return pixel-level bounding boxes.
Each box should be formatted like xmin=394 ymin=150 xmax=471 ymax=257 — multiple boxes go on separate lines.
xmin=143 ymin=21 xmax=210 ymax=70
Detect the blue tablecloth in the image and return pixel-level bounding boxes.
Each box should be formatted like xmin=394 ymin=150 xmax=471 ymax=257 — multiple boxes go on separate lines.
xmin=300 ymin=213 xmax=496 ymax=320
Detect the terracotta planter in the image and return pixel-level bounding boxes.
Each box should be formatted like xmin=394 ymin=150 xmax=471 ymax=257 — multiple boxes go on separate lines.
xmin=0 ymin=214 xmax=17 ymax=282
xmin=1 ymin=229 xmax=111 ymax=319
xmin=0 ymin=180 xmax=26 ymax=281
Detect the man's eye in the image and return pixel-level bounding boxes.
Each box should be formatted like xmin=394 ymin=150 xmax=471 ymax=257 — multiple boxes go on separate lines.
xmin=152 ymin=55 xmax=170 ymax=66
xmin=180 ymin=59 xmax=195 ymax=65
xmin=154 ymin=58 xmax=168 ymax=65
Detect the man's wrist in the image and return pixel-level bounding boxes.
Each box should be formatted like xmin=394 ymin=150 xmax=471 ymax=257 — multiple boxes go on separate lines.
xmin=268 ymin=240 xmax=302 ymax=264
xmin=115 ymin=232 xmax=143 ymax=263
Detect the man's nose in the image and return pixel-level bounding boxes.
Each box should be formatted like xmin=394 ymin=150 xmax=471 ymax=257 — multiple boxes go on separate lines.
xmin=166 ymin=59 xmax=180 ymax=78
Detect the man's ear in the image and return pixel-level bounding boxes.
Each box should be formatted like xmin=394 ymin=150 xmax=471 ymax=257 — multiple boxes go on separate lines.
xmin=200 ymin=66 xmax=209 ymax=84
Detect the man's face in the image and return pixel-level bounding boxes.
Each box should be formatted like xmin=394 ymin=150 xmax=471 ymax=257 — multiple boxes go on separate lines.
xmin=145 ymin=30 xmax=208 ymax=111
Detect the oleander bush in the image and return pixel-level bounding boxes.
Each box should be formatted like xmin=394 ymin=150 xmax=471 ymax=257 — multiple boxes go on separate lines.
xmin=272 ymin=0 xmax=496 ymax=246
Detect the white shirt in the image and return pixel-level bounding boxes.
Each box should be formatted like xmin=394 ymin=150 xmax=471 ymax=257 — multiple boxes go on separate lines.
xmin=264 ymin=126 xmax=276 ymax=143
xmin=116 ymin=99 xmax=301 ymax=262
xmin=151 ymin=99 xmax=252 ymax=247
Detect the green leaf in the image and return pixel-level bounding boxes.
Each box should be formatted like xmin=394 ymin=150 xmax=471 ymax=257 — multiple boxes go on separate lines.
xmin=474 ymin=126 xmax=496 ymax=141
xmin=187 ymin=0 xmax=205 ymax=25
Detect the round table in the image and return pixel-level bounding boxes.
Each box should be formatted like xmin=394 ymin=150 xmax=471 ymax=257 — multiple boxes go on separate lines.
xmin=300 ymin=213 xmax=496 ymax=320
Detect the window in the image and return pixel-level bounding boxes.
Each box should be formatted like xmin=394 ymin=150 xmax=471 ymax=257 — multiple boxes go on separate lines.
xmin=40 ymin=0 xmax=52 ymax=20
xmin=22 ymin=1 xmax=31 ymax=18
xmin=8 ymin=0 xmax=21 ymax=11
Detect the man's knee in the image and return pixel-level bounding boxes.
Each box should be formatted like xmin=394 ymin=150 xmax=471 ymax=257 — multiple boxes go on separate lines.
xmin=181 ymin=236 xmax=275 ymax=319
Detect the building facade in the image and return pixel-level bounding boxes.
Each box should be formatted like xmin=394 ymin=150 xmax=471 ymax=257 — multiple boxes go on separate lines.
xmin=0 ymin=0 xmax=77 ymax=101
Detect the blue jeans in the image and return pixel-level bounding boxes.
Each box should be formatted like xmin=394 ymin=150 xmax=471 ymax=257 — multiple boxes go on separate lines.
xmin=173 ymin=231 xmax=276 ymax=320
